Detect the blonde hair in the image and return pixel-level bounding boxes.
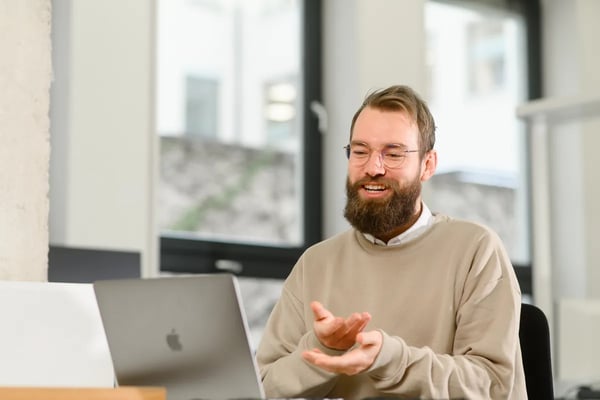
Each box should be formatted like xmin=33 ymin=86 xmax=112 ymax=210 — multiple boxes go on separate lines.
xmin=349 ymin=85 xmax=436 ymax=154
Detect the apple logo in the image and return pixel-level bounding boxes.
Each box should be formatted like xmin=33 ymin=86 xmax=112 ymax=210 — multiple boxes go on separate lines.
xmin=166 ymin=328 xmax=183 ymax=351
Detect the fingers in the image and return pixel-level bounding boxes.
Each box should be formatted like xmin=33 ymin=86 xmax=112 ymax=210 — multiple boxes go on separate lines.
xmin=302 ymin=347 xmax=323 ymax=363
xmin=306 ymin=303 xmax=381 ymax=375
xmin=335 ymin=311 xmax=371 ymax=341
xmin=345 ymin=312 xmax=371 ymax=335
xmin=311 ymin=302 xmax=372 ymax=350
xmin=302 ymin=338 xmax=379 ymax=376
xmin=302 ymin=349 xmax=331 ymax=370
xmin=311 ymin=302 xmax=371 ymax=329
xmin=310 ymin=301 xmax=331 ymax=321
xmin=356 ymin=329 xmax=382 ymax=347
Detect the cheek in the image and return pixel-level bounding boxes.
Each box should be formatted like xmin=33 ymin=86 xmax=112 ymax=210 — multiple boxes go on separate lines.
xmin=401 ymin=163 xmax=422 ymax=182
xmin=347 ymin=166 xmax=363 ymax=183
xmin=393 ymin=171 xmax=419 ymax=187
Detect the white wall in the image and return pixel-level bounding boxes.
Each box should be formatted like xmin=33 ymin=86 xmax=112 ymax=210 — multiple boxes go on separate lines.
xmin=538 ymin=0 xmax=600 ymax=387
xmin=49 ymin=0 xmax=157 ymax=277
xmin=540 ymin=0 xmax=600 ymax=300
xmin=0 ymin=0 xmax=51 ymax=280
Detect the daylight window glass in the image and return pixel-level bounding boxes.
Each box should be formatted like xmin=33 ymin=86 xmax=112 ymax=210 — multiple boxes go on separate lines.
xmin=156 ymin=0 xmax=303 ymax=247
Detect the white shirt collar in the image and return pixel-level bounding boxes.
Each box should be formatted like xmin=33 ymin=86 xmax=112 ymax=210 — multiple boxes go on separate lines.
xmin=363 ymin=202 xmax=434 ymax=246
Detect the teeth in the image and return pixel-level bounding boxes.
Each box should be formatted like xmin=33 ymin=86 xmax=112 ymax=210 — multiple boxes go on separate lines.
xmin=364 ymin=184 xmax=385 ymax=191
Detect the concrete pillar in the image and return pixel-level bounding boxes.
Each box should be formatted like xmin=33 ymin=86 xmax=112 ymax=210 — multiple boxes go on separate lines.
xmin=0 ymin=0 xmax=52 ymax=280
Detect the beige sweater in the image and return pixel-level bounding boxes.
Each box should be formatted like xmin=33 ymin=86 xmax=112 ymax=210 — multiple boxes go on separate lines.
xmin=256 ymin=214 xmax=527 ymax=399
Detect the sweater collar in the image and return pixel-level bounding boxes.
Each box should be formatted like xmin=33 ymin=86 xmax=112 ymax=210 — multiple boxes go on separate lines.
xmin=362 ymin=202 xmax=434 ymax=246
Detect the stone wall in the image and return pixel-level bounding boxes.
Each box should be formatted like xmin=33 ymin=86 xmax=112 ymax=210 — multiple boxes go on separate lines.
xmin=159 ymin=136 xmax=300 ymax=245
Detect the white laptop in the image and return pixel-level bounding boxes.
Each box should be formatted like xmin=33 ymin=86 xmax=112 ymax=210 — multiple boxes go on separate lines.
xmin=93 ymin=273 xmax=265 ymax=400
xmin=0 ymin=280 xmax=115 ymax=387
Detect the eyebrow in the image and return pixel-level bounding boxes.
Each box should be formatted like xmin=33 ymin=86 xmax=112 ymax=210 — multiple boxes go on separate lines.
xmin=350 ymin=141 xmax=409 ymax=150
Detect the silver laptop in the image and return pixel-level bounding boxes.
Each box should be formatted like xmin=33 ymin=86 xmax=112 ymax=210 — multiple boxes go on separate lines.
xmin=93 ymin=274 xmax=265 ymax=400
xmin=0 ymin=280 xmax=115 ymax=387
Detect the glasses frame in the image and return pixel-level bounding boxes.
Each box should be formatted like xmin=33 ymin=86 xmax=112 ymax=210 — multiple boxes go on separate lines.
xmin=343 ymin=142 xmax=420 ymax=169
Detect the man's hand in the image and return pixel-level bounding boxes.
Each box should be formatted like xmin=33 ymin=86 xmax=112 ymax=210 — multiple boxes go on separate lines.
xmin=309 ymin=301 xmax=371 ymax=350
xmin=302 ymin=330 xmax=383 ymax=375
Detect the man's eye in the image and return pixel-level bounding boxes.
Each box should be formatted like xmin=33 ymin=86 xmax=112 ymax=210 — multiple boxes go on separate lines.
xmin=386 ymin=153 xmax=405 ymax=159
xmin=352 ymin=150 xmax=369 ymax=157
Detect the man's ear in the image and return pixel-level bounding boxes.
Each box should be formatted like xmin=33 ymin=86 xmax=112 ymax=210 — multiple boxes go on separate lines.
xmin=420 ymin=150 xmax=437 ymax=182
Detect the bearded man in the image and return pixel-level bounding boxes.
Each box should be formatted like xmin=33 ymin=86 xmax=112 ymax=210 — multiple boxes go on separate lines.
xmin=256 ymin=85 xmax=526 ymax=399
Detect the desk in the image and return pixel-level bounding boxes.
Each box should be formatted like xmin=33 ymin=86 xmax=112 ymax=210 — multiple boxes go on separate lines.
xmin=0 ymin=386 xmax=166 ymax=400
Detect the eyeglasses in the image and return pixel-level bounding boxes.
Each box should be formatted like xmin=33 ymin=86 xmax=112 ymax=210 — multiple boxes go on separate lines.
xmin=344 ymin=142 xmax=420 ymax=169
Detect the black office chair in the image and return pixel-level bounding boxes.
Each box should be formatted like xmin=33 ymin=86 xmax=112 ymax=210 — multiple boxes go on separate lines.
xmin=519 ymin=303 xmax=555 ymax=400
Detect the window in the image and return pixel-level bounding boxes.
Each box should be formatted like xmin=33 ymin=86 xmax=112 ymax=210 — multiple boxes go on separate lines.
xmin=156 ymin=0 xmax=322 ymax=278
xmin=265 ymin=80 xmax=298 ymax=143
xmin=425 ymin=0 xmax=541 ymax=294
xmin=185 ymin=76 xmax=219 ymax=139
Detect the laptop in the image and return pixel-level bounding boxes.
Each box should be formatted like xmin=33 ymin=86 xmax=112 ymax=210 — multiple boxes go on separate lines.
xmin=93 ymin=274 xmax=265 ymax=400
xmin=0 ymin=280 xmax=115 ymax=387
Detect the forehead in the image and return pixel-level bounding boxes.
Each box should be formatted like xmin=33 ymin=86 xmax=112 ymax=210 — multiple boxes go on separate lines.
xmin=352 ymin=107 xmax=419 ymax=147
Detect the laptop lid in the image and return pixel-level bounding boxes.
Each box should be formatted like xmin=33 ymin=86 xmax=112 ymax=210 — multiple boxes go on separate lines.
xmin=0 ymin=281 xmax=115 ymax=387
xmin=93 ymin=274 xmax=265 ymax=400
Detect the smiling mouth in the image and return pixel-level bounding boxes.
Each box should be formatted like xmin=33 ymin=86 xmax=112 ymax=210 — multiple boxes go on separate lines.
xmin=363 ymin=184 xmax=387 ymax=192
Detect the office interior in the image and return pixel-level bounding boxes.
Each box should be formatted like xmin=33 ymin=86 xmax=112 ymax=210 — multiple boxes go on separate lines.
xmin=1 ymin=0 xmax=600 ymax=398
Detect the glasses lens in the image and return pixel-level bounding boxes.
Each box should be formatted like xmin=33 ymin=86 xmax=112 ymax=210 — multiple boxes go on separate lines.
xmin=382 ymin=150 xmax=407 ymax=168
xmin=346 ymin=144 xmax=370 ymax=165
xmin=346 ymin=144 xmax=416 ymax=169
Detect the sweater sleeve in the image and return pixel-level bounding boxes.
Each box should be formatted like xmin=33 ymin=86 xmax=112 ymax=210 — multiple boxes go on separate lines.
xmin=256 ymin=279 xmax=344 ymax=398
xmin=366 ymin=230 xmax=523 ymax=399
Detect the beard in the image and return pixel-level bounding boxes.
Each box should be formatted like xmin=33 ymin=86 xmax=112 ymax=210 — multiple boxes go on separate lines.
xmin=343 ymin=175 xmax=422 ymax=237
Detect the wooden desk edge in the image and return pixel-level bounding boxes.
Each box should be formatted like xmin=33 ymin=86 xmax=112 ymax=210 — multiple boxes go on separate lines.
xmin=0 ymin=386 xmax=166 ymax=400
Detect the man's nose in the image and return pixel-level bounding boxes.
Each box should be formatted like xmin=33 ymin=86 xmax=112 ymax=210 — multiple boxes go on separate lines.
xmin=364 ymin=151 xmax=386 ymax=176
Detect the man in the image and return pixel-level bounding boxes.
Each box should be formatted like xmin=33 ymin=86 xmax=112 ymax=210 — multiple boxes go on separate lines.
xmin=256 ymin=85 xmax=526 ymax=399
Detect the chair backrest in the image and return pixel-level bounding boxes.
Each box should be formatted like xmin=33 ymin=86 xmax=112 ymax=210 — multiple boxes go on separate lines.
xmin=519 ymin=303 xmax=555 ymax=400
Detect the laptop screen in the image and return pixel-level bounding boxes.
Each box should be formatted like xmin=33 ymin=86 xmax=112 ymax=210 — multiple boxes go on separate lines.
xmin=94 ymin=274 xmax=265 ymax=400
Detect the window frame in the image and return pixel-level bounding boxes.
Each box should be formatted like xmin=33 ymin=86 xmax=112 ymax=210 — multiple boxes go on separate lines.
xmin=159 ymin=0 xmax=322 ymax=279
xmin=518 ymin=0 xmax=542 ymax=296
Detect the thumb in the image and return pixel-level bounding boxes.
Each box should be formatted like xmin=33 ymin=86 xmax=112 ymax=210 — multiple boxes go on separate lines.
xmin=356 ymin=330 xmax=382 ymax=347
xmin=310 ymin=301 xmax=331 ymax=321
